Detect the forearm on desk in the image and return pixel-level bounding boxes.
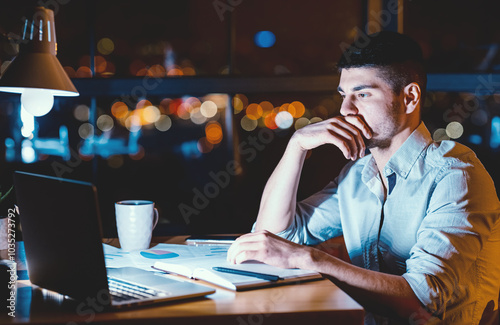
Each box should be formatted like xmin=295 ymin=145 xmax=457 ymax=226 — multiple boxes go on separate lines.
xmin=299 ymin=247 xmax=431 ymax=321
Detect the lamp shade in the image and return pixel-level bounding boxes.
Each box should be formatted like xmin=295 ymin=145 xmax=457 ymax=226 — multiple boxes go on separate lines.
xmin=0 ymin=7 xmax=78 ymax=97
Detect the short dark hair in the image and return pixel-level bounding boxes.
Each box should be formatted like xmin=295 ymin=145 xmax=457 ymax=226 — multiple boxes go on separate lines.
xmin=337 ymin=31 xmax=427 ymax=99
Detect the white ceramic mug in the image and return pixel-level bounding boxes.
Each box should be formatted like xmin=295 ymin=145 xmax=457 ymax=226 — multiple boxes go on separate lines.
xmin=115 ymin=200 xmax=159 ymax=252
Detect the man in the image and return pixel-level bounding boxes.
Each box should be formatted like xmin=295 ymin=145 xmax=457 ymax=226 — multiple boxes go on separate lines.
xmin=227 ymin=31 xmax=500 ymax=324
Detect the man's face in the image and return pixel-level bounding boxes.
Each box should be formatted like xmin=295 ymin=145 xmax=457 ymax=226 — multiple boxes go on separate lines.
xmin=337 ymin=67 xmax=406 ymax=150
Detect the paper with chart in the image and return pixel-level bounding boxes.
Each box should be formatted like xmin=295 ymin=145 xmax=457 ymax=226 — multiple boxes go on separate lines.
xmin=103 ymin=243 xmax=229 ymax=272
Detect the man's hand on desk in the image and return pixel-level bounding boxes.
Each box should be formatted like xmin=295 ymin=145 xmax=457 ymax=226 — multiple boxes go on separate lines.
xmin=226 ymin=230 xmax=316 ymax=269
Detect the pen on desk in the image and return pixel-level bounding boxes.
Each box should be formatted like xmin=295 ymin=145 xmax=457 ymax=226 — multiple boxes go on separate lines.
xmin=212 ymin=267 xmax=281 ymax=281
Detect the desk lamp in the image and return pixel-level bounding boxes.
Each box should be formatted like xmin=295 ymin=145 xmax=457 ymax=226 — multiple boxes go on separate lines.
xmin=0 ymin=7 xmax=79 ymax=117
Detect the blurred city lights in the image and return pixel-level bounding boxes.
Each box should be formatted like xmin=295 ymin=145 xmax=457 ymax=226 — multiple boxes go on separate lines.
xmin=143 ymin=105 xmax=161 ymax=123
xmin=197 ymin=137 xmax=214 ymax=154
xmin=294 ymin=117 xmax=310 ymax=130
xmin=97 ymin=114 xmax=114 ymax=132
xmin=290 ymin=101 xmax=305 ymax=118
xmin=79 ymin=123 xmax=94 ymax=139
xmin=94 ymin=56 xmax=107 ymax=74
xmin=490 ymin=116 xmax=500 ymax=149
xmin=149 ymin=64 xmax=166 ymax=77
xmin=200 ymin=100 xmax=218 ymax=118
xmin=111 ymin=102 xmax=129 ymax=119
xmin=205 ymin=121 xmax=223 ymax=144
xmin=275 ymin=111 xmax=294 ymax=129
xmin=445 ymin=121 xmax=464 ymax=139
xmin=468 ymin=134 xmax=482 ymax=145
xmin=264 ymin=112 xmax=278 ymax=129
xmin=21 ymin=143 xmax=36 ymax=164
xmin=177 ymin=103 xmax=192 ymax=120
xmin=233 ymin=94 xmax=248 ymax=114
xmin=97 ymin=37 xmax=115 ymax=55
xmin=310 ymin=117 xmax=323 ymax=124
xmin=136 ymin=100 xmax=152 ymax=110
xmin=76 ymin=66 xmax=92 ymax=78
xmin=190 ymin=107 xmax=208 ymax=124
xmin=254 ymin=31 xmax=276 ymax=48
xmin=246 ymin=103 xmax=263 ymax=120
xmin=155 ymin=115 xmax=172 ymax=132
xmin=241 ymin=115 xmax=258 ymax=131
xmin=432 ymin=128 xmax=450 ymax=141
xmin=125 ymin=115 xmax=141 ymax=132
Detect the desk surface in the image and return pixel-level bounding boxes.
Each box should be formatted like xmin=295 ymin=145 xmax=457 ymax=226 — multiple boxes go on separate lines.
xmin=2 ymin=237 xmax=364 ymax=325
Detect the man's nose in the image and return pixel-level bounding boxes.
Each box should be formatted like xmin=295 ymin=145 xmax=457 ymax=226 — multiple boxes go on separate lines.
xmin=340 ymin=97 xmax=358 ymax=116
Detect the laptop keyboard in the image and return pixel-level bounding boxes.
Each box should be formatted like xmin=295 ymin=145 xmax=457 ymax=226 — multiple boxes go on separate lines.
xmin=107 ymin=276 xmax=169 ymax=302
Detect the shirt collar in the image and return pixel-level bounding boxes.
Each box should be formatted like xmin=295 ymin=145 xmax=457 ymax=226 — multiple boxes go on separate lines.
xmin=383 ymin=122 xmax=433 ymax=179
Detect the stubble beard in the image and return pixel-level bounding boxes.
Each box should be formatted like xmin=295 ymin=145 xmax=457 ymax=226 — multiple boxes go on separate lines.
xmin=364 ymin=99 xmax=402 ymax=150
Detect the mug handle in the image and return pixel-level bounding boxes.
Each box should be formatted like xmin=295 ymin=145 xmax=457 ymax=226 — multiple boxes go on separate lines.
xmin=152 ymin=208 xmax=159 ymax=229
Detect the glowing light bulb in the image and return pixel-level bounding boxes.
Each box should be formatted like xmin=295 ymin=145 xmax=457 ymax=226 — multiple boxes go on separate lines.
xmin=21 ymin=89 xmax=54 ymax=117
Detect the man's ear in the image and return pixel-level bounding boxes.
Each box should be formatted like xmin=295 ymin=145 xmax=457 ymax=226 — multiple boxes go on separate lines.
xmin=403 ymin=83 xmax=421 ymax=114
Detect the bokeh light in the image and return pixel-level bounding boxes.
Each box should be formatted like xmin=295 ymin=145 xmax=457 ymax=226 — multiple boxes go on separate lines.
xmin=190 ymin=107 xmax=208 ymax=124
xmin=125 ymin=115 xmax=141 ymax=132
xmin=445 ymin=121 xmax=464 ymax=139
xmin=259 ymin=101 xmax=274 ymax=116
xmin=136 ymin=99 xmax=152 ymax=110
xmin=143 ymin=105 xmax=161 ymax=123
xmin=78 ymin=123 xmax=94 ymax=139
xmin=94 ymin=56 xmax=107 ymax=74
xmin=97 ymin=37 xmax=115 ymax=55
xmin=295 ymin=117 xmax=310 ymax=130
xmin=241 ymin=115 xmax=258 ymax=131
xmin=200 ymin=100 xmax=218 ymax=118
xmin=433 ymin=128 xmax=450 ymax=141
xmin=233 ymin=94 xmax=248 ymax=114
xmin=177 ymin=102 xmax=192 ymax=120
xmin=205 ymin=121 xmax=223 ymax=144
xmin=197 ymin=137 xmax=214 ymax=154
xmin=310 ymin=117 xmax=323 ymax=124
xmin=246 ymin=103 xmax=263 ymax=120
xmin=97 ymin=114 xmax=114 ymax=132
xmin=149 ymin=64 xmax=166 ymax=77
xmin=155 ymin=115 xmax=172 ymax=132
xmin=76 ymin=66 xmax=92 ymax=78
xmin=290 ymin=101 xmax=305 ymax=118
xmin=264 ymin=112 xmax=278 ymax=129
xmin=74 ymin=104 xmax=90 ymax=121
xmin=111 ymin=101 xmax=129 ymax=119
xmin=275 ymin=111 xmax=294 ymax=129
xmin=254 ymin=31 xmax=276 ymax=48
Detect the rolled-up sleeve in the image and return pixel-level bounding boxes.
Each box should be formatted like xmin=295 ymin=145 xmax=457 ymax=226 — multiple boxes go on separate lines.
xmin=274 ymin=179 xmax=343 ymax=245
xmin=402 ymin=163 xmax=500 ymax=318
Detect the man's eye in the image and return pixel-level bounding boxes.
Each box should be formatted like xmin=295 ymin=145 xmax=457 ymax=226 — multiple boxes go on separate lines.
xmin=358 ymin=93 xmax=368 ymax=98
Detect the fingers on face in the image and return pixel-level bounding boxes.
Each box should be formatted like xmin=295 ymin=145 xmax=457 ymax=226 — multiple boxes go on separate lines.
xmin=326 ymin=118 xmax=366 ymax=160
xmin=344 ymin=115 xmax=372 ymax=139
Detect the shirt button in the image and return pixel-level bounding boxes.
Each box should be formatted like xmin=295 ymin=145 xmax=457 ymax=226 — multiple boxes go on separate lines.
xmin=401 ymin=171 xmax=407 ymax=176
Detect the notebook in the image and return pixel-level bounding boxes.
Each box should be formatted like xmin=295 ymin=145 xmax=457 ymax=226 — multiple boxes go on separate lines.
xmin=12 ymin=171 xmax=215 ymax=309
xmin=153 ymin=253 xmax=323 ymax=291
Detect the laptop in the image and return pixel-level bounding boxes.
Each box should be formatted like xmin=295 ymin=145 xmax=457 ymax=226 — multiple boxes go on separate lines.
xmin=13 ymin=171 xmax=215 ymax=308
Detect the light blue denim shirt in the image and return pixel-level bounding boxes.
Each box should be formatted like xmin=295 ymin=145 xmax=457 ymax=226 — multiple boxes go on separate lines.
xmin=278 ymin=122 xmax=500 ymax=324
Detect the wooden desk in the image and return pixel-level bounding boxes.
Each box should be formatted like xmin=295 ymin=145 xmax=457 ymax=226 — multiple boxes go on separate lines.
xmin=2 ymin=237 xmax=364 ymax=324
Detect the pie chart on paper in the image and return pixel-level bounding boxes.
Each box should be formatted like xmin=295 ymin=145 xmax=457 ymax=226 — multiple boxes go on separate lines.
xmin=140 ymin=249 xmax=180 ymax=259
